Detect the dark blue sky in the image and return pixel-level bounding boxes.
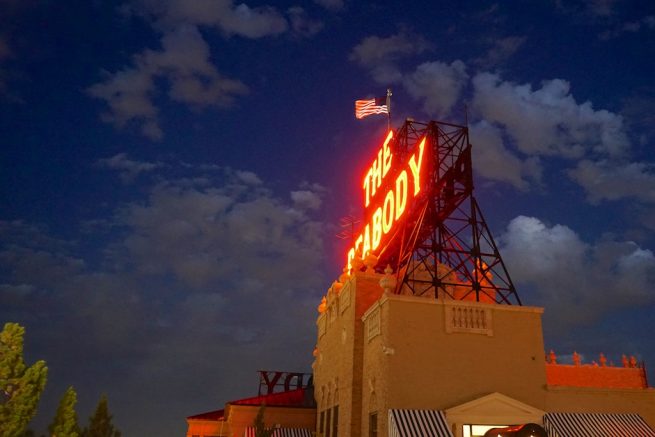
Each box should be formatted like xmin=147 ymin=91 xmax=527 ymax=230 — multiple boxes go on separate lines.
xmin=1 ymin=0 xmax=655 ymax=435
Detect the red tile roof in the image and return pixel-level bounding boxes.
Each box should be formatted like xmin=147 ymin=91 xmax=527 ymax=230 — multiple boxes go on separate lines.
xmin=187 ymin=387 xmax=315 ymax=421
xmin=230 ymin=388 xmax=311 ymax=407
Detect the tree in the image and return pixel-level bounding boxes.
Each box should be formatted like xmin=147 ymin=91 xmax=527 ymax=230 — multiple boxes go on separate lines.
xmin=48 ymin=387 xmax=81 ymax=437
xmin=0 ymin=322 xmax=48 ymax=437
xmin=253 ymin=405 xmax=273 ymax=437
xmin=81 ymin=395 xmax=121 ymax=437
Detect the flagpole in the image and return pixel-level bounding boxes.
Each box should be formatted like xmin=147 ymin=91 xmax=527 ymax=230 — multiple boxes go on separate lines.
xmin=386 ymin=88 xmax=392 ymax=131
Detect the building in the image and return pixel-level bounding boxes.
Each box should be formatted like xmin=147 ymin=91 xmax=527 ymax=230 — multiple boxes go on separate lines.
xmin=186 ymin=372 xmax=316 ymax=437
xmin=312 ymin=268 xmax=655 ymax=436
xmin=188 ymin=119 xmax=655 ymax=436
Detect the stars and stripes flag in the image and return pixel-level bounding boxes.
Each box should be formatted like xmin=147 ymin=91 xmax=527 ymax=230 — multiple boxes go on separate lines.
xmin=355 ymin=96 xmax=389 ymax=119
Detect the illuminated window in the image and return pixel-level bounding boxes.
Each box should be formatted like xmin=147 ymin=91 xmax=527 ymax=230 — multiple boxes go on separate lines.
xmin=369 ymin=412 xmax=378 ymax=437
xmin=462 ymin=424 xmax=511 ymax=437
xmin=332 ymin=405 xmax=339 ymax=437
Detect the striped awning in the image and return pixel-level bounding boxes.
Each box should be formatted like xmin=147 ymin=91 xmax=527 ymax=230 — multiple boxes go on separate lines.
xmin=272 ymin=429 xmax=313 ymax=437
xmin=243 ymin=427 xmax=313 ymax=437
xmin=544 ymin=412 xmax=655 ymax=436
xmin=388 ymin=409 xmax=453 ymax=437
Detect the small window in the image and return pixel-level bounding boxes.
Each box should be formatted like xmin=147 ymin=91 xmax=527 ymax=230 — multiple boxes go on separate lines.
xmin=320 ymin=411 xmax=325 ymax=434
xmin=326 ymin=408 xmax=332 ymax=437
xmin=369 ymin=412 xmax=378 ymax=437
xmin=332 ymin=405 xmax=339 ymax=437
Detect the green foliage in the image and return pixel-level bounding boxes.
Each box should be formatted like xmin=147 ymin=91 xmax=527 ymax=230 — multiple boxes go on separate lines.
xmin=0 ymin=323 xmax=48 ymax=437
xmin=81 ymin=395 xmax=121 ymax=437
xmin=48 ymin=386 xmax=81 ymax=437
xmin=253 ymin=405 xmax=273 ymax=437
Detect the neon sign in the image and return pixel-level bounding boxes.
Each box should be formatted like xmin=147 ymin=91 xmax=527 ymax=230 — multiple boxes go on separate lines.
xmin=347 ymin=130 xmax=427 ymax=269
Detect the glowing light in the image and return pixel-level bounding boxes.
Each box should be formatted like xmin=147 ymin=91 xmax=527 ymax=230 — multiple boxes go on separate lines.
xmin=346 ymin=130 xmax=429 ymax=270
xmin=363 ymin=131 xmax=394 ymax=207
xmin=382 ymin=190 xmax=394 ymax=234
xmin=408 ymin=137 xmax=426 ymax=196
xmin=372 ymin=207 xmax=382 ymax=250
xmin=395 ymin=170 xmax=407 ymax=218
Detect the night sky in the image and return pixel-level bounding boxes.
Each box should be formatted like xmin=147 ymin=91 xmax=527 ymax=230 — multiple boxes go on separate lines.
xmin=2 ymin=0 xmax=655 ymax=435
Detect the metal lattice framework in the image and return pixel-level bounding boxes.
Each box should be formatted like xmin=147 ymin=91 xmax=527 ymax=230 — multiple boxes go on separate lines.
xmin=374 ymin=120 xmax=522 ymax=305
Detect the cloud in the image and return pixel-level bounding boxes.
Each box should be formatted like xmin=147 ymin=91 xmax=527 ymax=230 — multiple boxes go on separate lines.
xmin=499 ymin=216 xmax=655 ymax=329
xmin=349 ymin=30 xmax=430 ymax=83
xmin=125 ymin=0 xmax=288 ymax=38
xmin=555 ymin=0 xmax=619 ymax=18
xmin=350 ymin=33 xmax=470 ymax=118
xmin=474 ymin=35 xmax=526 ymax=68
xmin=235 ymin=169 xmax=262 ymax=185
xmin=0 ymin=170 xmax=326 ymax=435
xmin=401 ymin=60 xmax=468 ymax=117
xmin=469 ymin=120 xmax=541 ymax=190
xmin=621 ymin=90 xmax=655 ymax=139
xmin=87 ymin=25 xmax=248 ymax=140
xmin=113 ymin=177 xmax=324 ymax=289
xmin=600 ymin=15 xmax=655 ymax=39
xmin=291 ymin=189 xmax=322 ymax=210
xmin=97 ymin=153 xmax=164 ymax=182
xmin=287 ymin=6 xmax=324 ymax=37
xmin=314 ymin=0 xmax=343 ymax=11
xmin=568 ymin=159 xmax=655 ymax=203
xmin=350 ymin=54 xmax=640 ymax=197
xmin=472 ymin=72 xmax=630 ymax=158
xmin=584 ymin=0 xmax=618 ymax=16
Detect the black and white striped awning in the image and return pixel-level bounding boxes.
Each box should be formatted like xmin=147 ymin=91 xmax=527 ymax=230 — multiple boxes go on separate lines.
xmin=243 ymin=427 xmax=313 ymax=437
xmin=273 ymin=429 xmax=313 ymax=437
xmin=388 ymin=409 xmax=453 ymax=437
xmin=544 ymin=412 xmax=655 ymax=436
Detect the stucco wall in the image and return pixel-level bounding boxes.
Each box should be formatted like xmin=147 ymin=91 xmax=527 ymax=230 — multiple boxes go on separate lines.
xmin=314 ymin=272 xmax=384 ymax=437
xmin=315 ymin=271 xmax=655 ymax=436
xmin=359 ymin=294 xmax=547 ymax=437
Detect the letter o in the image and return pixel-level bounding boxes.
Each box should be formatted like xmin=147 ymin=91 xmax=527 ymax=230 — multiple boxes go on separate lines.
xmin=382 ymin=190 xmax=394 ymax=234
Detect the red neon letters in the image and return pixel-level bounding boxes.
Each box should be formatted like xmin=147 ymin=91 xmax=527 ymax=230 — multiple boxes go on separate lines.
xmin=347 ymin=132 xmax=426 ymax=269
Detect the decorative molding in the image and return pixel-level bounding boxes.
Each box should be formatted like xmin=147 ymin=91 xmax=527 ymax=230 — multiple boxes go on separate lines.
xmin=340 ymin=283 xmax=351 ymax=314
xmin=366 ymin=306 xmax=381 ymax=341
xmin=445 ymin=302 xmax=493 ymax=336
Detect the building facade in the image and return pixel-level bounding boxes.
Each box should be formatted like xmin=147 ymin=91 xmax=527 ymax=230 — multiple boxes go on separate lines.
xmin=313 ymin=269 xmax=655 ymax=437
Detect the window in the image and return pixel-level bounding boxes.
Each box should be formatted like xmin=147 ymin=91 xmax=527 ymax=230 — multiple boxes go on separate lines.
xmin=366 ymin=307 xmax=381 ymax=341
xmin=319 ymin=411 xmax=325 ymax=434
xmin=369 ymin=412 xmax=378 ymax=437
xmin=332 ymin=405 xmax=339 ymax=437
xmin=326 ymin=408 xmax=332 ymax=437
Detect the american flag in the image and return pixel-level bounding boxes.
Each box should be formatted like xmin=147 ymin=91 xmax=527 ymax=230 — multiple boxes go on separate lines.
xmin=355 ymin=96 xmax=389 ymax=119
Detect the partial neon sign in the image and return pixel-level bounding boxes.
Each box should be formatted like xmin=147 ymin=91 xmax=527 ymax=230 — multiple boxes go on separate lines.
xmin=347 ymin=130 xmax=427 ymax=269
